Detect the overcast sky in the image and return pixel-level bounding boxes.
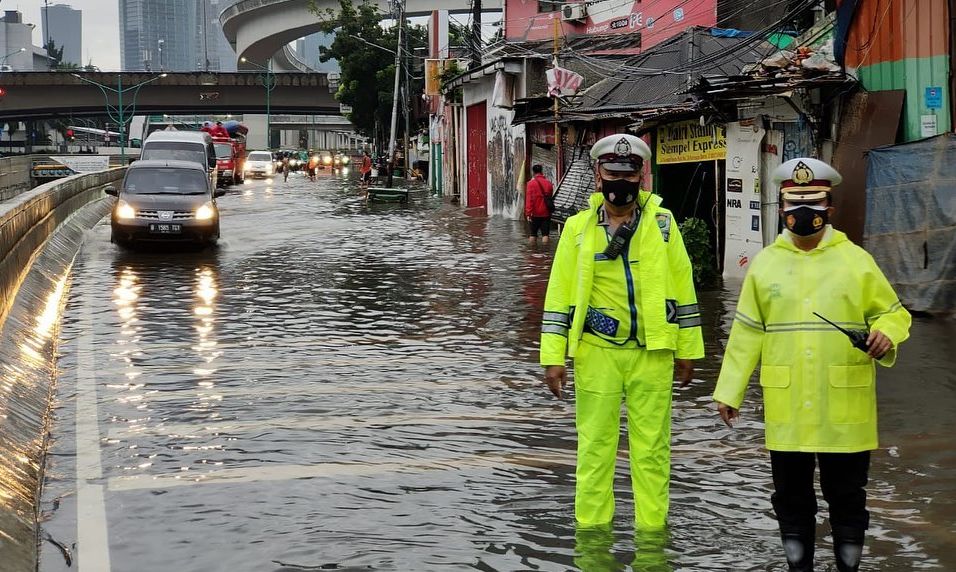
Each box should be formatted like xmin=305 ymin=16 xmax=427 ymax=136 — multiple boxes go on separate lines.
xmin=13 ymin=0 xmax=121 ymax=69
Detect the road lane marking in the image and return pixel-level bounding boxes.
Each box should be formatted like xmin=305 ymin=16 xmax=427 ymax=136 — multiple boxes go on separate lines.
xmin=106 ymin=452 xmax=576 ymax=492
xmin=104 ymin=410 xmax=569 ymax=441
xmin=76 ymin=288 xmax=112 ymax=571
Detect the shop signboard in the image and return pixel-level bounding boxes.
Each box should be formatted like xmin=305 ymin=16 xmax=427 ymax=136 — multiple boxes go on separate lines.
xmin=723 ymin=121 xmax=765 ymax=278
xmin=656 ymin=120 xmax=726 ymax=164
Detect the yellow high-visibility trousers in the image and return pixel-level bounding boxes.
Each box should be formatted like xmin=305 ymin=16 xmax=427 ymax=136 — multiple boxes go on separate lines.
xmin=573 ymin=340 xmax=674 ymax=530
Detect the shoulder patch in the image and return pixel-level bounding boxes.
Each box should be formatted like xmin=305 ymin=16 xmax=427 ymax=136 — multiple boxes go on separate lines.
xmin=655 ymin=213 xmax=671 ymax=242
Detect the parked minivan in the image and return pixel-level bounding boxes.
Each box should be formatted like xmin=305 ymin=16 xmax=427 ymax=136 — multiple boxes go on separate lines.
xmin=107 ymin=160 xmax=225 ymax=246
xmin=141 ymin=131 xmax=218 ymax=187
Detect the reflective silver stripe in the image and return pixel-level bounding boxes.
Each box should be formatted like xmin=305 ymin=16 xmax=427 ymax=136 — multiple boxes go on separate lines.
xmin=678 ymin=316 xmax=702 ymax=328
xmin=541 ymin=324 xmax=569 ymax=336
xmin=767 ymin=326 xmax=850 ymax=333
xmin=734 ymin=311 xmax=764 ymax=331
xmin=677 ymin=303 xmax=699 ymax=316
xmin=868 ymin=301 xmax=903 ymax=321
xmin=542 ymin=311 xmax=570 ymax=325
xmin=771 ymin=321 xmax=866 ymax=329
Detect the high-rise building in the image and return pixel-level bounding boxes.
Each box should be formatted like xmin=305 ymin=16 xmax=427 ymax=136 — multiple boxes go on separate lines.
xmin=119 ymin=0 xmax=198 ymax=71
xmin=41 ymin=3 xmax=82 ymax=66
xmin=201 ymin=0 xmax=237 ymax=72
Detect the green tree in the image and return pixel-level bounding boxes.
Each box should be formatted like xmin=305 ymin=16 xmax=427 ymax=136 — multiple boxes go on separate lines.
xmin=309 ymin=0 xmax=426 ymax=139
xmin=44 ymin=39 xmax=64 ymax=67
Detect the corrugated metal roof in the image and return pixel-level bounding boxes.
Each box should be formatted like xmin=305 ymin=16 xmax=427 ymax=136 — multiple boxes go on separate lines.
xmin=572 ymin=26 xmax=778 ymax=114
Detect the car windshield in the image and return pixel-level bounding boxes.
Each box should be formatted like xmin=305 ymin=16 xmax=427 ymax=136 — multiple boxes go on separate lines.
xmin=248 ymin=152 xmax=271 ymax=161
xmin=124 ymin=168 xmax=208 ymax=194
xmin=214 ymin=143 xmax=232 ymax=158
xmin=142 ymin=142 xmax=206 ymax=165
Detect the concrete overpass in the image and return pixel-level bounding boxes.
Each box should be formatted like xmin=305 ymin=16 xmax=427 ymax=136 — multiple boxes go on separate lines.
xmin=0 ymin=71 xmax=339 ymax=121
xmin=219 ymin=0 xmax=502 ymax=71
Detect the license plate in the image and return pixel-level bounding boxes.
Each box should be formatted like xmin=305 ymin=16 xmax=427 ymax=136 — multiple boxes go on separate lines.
xmin=148 ymin=223 xmax=182 ymax=234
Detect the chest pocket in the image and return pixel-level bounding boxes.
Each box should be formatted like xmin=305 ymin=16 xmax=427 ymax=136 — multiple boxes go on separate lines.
xmin=585 ymin=307 xmax=619 ymax=336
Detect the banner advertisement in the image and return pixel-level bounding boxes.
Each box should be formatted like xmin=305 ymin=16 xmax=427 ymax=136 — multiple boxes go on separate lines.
xmin=760 ymin=130 xmax=784 ymax=245
xmin=722 ymin=121 xmax=766 ymax=278
xmin=656 ymin=120 xmax=726 ymax=164
xmin=425 ymin=59 xmax=443 ymax=96
xmin=49 ymin=155 xmax=110 ymax=173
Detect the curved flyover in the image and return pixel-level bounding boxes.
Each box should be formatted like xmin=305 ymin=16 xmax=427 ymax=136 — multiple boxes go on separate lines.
xmin=220 ymin=0 xmax=501 ymax=71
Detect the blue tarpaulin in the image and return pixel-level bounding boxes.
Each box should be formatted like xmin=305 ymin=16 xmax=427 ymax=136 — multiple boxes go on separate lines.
xmin=865 ymin=134 xmax=956 ymax=314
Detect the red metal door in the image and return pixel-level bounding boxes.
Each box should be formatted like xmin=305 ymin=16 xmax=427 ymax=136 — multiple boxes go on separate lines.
xmin=466 ymin=102 xmax=487 ymax=209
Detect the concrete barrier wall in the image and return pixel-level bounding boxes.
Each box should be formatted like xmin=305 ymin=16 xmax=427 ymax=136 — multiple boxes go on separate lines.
xmin=0 ymin=169 xmax=122 ymax=570
xmin=0 ymin=155 xmax=36 ymax=202
xmin=0 ymin=155 xmax=138 ymax=203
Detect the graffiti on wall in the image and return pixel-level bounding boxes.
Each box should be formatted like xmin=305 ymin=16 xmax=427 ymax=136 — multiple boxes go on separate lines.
xmin=489 ymin=109 xmax=522 ymax=217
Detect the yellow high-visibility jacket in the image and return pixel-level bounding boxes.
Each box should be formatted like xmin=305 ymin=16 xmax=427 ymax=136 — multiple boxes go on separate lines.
xmin=540 ymin=191 xmax=704 ymax=365
xmin=713 ymin=227 xmax=912 ymax=453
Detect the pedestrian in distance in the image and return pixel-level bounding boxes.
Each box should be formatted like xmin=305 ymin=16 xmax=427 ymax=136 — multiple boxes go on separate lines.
xmin=713 ymin=158 xmax=912 ymax=572
xmin=539 ymin=134 xmax=704 ymax=533
xmin=360 ymin=151 xmax=373 ymax=186
xmin=525 ymin=164 xmax=555 ymax=245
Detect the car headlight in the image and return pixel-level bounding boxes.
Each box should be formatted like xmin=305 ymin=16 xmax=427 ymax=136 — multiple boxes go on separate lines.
xmin=323 ymin=156 xmax=332 ymax=165
xmin=115 ymin=200 xmax=136 ymax=220
xmin=243 ymin=163 xmax=251 ymax=171
xmin=195 ymin=202 xmax=216 ymax=221
xmin=341 ymin=156 xmax=350 ymax=164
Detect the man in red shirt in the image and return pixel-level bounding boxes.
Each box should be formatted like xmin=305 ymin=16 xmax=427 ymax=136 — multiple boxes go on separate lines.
xmin=525 ymin=164 xmax=555 ymax=245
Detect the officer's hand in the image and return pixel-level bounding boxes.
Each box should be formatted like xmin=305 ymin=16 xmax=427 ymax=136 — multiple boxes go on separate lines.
xmin=544 ymin=366 xmax=566 ymax=399
xmin=866 ymin=330 xmax=893 ymax=359
xmin=674 ymin=359 xmax=694 ymax=388
xmin=717 ymin=402 xmax=739 ymax=428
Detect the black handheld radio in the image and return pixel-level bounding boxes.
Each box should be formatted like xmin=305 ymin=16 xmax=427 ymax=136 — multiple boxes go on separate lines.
xmin=603 ymin=220 xmax=637 ymax=260
xmin=813 ymin=312 xmax=872 ymax=355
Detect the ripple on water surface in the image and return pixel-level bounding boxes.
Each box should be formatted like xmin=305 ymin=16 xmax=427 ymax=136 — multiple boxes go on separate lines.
xmin=37 ymin=174 xmax=956 ymax=571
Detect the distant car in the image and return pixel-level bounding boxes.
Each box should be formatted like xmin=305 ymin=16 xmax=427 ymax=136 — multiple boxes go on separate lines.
xmin=244 ymin=150 xmax=274 ymax=178
xmin=107 ymin=160 xmax=224 ymax=247
xmin=333 ymin=152 xmax=350 ymax=167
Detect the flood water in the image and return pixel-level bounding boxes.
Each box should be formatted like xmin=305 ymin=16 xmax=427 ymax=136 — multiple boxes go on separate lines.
xmin=36 ymin=170 xmax=956 ymax=571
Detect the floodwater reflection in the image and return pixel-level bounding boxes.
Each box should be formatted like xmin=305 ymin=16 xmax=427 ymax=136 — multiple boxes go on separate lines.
xmin=34 ymin=174 xmax=956 ymax=571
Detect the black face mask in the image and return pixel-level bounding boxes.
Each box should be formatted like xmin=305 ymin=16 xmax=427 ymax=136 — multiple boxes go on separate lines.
xmin=783 ymin=205 xmax=828 ymax=236
xmin=600 ymin=178 xmax=639 ymax=206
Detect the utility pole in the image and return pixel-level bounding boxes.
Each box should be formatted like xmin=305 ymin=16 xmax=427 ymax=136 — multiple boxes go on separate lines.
xmin=403 ymin=21 xmax=411 ymax=179
xmin=43 ymin=0 xmax=51 ymax=47
xmin=470 ymin=0 xmax=482 ymax=69
xmin=386 ymin=0 xmax=404 ymax=188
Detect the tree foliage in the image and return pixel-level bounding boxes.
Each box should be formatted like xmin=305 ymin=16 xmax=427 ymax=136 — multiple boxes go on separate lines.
xmin=678 ymin=217 xmax=719 ymax=289
xmin=309 ymin=0 xmax=427 ymax=139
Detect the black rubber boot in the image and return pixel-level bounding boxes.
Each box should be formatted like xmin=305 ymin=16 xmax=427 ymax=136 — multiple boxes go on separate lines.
xmin=781 ymin=528 xmax=814 ymax=572
xmin=832 ymin=525 xmax=864 ymax=572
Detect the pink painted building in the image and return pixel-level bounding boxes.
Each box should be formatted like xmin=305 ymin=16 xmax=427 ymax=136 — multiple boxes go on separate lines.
xmin=505 ymin=0 xmax=717 ymax=50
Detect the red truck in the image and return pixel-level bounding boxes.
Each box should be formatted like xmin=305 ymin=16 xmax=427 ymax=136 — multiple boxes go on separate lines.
xmin=212 ymin=135 xmax=246 ymax=186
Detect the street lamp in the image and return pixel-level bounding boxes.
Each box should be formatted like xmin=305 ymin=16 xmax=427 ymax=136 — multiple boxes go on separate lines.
xmin=241 ymin=57 xmax=276 ymax=149
xmin=71 ymin=72 xmax=167 ymax=164
xmin=0 ymin=47 xmax=26 ymax=69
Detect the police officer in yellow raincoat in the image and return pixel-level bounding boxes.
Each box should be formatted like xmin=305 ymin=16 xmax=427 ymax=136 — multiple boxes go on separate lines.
xmin=540 ymin=134 xmax=704 ymax=531
xmin=713 ymin=158 xmax=912 ymax=572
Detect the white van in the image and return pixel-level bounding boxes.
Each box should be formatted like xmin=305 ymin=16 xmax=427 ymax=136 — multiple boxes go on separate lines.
xmin=141 ymin=131 xmax=218 ymax=187
xmin=244 ymin=150 xmax=274 ymax=178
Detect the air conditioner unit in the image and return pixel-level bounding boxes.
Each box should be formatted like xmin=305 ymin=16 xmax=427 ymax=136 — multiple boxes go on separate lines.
xmin=562 ymin=3 xmax=587 ymax=22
